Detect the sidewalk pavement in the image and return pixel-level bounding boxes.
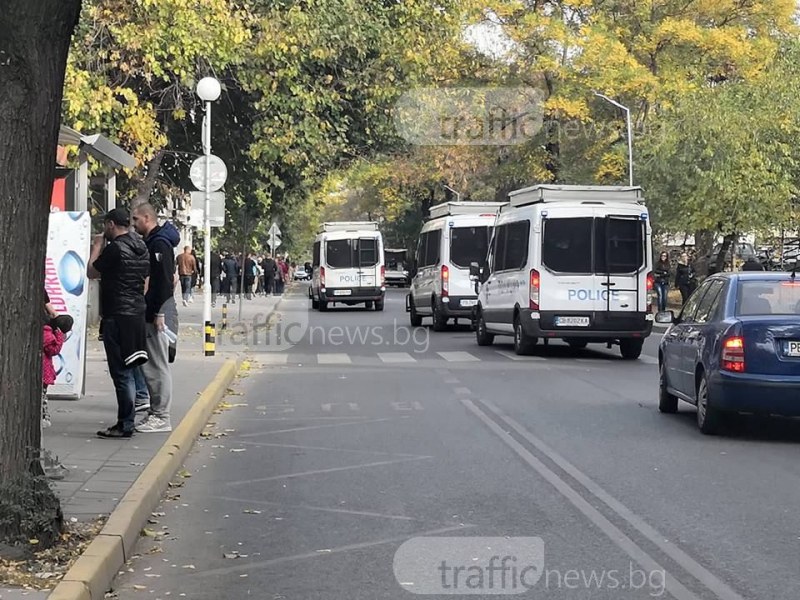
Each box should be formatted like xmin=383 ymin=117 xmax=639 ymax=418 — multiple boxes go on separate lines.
xmin=0 ymin=292 xmax=281 ymax=599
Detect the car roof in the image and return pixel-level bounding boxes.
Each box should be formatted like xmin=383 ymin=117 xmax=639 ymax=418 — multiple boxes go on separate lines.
xmin=713 ymin=272 xmax=798 ymax=282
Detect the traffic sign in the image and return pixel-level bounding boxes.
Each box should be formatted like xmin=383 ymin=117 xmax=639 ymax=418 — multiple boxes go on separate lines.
xmin=268 ymin=222 xmax=282 ymax=237
xmin=189 ymin=191 xmax=225 ymax=227
xmin=268 ymin=222 xmax=282 ymax=250
xmin=190 ymin=155 xmax=227 ymax=192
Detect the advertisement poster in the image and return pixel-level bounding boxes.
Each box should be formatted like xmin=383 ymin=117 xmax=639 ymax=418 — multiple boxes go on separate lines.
xmin=45 ymin=211 xmax=90 ymax=399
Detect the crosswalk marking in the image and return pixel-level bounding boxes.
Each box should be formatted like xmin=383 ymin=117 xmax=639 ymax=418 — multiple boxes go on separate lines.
xmin=317 ymin=353 xmax=352 ymax=364
xmin=437 ymin=351 xmax=480 ymax=362
xmin=260 ymin=354 xmax=288 ymax=364
xmin=495 ymin=350 xmax=546 ymax=362
xmin=378 ymin=352 xmax=417 ymax=363
xmin=638 ymin=355 xmax=659 ymax=365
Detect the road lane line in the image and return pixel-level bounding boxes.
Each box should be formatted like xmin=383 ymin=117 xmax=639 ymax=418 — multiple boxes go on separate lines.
xmin=495 ymin=350 xmax=546 ymax=361
xmin=212 ymin=495 xmax=419 ymax=521
xmin=237 ymin=440 xmax=428 ymax=458
xmin=258 ymin=354 xmax=289 ymax=364
xmin=378 ymin=352 xmax=417 ymax=363
xmin=460 ymin=397 xmax=703 ymax=600
xmin=479 ymin=397 xmax=747 ymax=600
xmin=191 ymin=524 xmax=475 ymax=578
xmin=226 ymin=456 xmax=432 ymax=486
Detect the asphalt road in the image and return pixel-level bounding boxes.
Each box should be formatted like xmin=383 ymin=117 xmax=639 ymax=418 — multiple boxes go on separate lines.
xmin=115 ymin=286 xmax=800 ymax=600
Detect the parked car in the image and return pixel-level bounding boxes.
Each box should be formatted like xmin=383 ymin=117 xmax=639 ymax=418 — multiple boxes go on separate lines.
xmin=294 ymin=265 xmax=311 ymax=281
xmin=705 ymin=242 xmax=757 ymax=273
xmin=657 ymin=272 xmax=800 ymax=434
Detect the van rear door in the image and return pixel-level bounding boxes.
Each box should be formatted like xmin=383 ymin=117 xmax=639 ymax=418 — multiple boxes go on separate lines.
xmin=325 ymin=238 xmax=361 ymax=293
xmin=357 ymin=237 xmax=379 ymax=288
xmin=595 ymin=213 xmax=647 ymax=314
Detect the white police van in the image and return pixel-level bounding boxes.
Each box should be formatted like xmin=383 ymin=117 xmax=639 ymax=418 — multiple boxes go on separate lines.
xmin=310 ymin=222 xmax=385 ymax=311
xmin=471 ymin=185 xmax=654 ymax=359
xmin=407 ymin=201 xmax=507 ymax=330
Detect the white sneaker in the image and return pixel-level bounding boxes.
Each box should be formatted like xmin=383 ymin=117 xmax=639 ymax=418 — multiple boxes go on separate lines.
xmin=136 ymin=416 xmax=172 ymax=433
xmin=135 ymin=402 xmax=151 ymax=413
xmin=189 ymin=297 xmax=194 ymax=304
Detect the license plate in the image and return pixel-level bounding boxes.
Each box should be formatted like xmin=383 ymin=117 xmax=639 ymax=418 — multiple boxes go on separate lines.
xmin=461 ymin=299 xmax=477 ymax=308
xmin=334 ymin=289 xmax=352 ymax=296
xmin=786 ymin=341 xmax=800 ymax=357
xmin=555 ymin=316 xmax=590 ymax=327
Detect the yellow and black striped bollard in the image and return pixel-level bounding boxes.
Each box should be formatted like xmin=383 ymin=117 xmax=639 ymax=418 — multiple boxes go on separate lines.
xmin=204 ymin=321 xmax=216 ymax=357
xmin=221 ymin=303 xmax=228 ymax=330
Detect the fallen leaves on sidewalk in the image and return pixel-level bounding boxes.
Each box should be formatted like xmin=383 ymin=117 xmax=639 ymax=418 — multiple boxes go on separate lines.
xmin=0 ymin=517 xmax=106 ymax=591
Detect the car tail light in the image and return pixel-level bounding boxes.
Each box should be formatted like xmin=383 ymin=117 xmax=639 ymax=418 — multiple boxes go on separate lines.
xmin=721 ymin=336 xmax=745 ymax=372
xmin=381 ymin=265 xmax=386 ymax=287
xmin=529 ymin=269 xmax=540 ymax=310
xmin=441 ymin=265 xmax=449 ymax=297
xmin=320 ymin=266 xmax=326 ymax=287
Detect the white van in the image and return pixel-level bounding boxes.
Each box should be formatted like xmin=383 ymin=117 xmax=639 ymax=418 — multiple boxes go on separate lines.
xmin=384 ymin=248 xmax=410 ymax=286
xmin=406 ymin=201 xmax=507 ymax=330
xmin=310 ymin=222 xmax=385 ymax=311
xmin=472 ymin=185 xmax=655 ymax=359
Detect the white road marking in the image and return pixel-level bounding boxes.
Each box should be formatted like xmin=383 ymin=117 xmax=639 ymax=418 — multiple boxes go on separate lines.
xmin=437 ymin=351 xmax=480 ymax=362
xmin=259 ymin=354 xmax=289 ymax=364
xmin=495 ymin=350 xmax=546 ymax=362
xmin=378 ymin=352 xmax=417 ymax=363
xmin=317 ymin=353 xmax=352 ymax=364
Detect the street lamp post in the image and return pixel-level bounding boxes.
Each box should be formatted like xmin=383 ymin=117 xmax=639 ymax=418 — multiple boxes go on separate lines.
xmin=593 ymin=92 xmax=634 ymax=187
xmin=442 ymin=184 xmax=462 ymax=202
xmin=196 ymin=77 xmax=221 ymax=348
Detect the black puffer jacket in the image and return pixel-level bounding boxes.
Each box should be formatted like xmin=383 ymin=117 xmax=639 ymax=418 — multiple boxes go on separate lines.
xmin=100 ymin=233 xmax=150 ymax=317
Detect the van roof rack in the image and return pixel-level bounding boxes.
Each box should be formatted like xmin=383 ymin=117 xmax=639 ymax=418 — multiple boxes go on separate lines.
xmin=428 ymin=201 xmax=507 ymax=220
xmin=318 ymin=221 xmax=379 ymax=233
xmin=508 ymin=185 xmax=644 ymax=208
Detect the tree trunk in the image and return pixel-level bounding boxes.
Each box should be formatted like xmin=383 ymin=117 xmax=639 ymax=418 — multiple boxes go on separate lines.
xmin=0 ymin=0 xmax=82 ymax=548
xmin=132 ymin=150 xmax=165 ymax=207
xmin=694 ymin=229 xmax=715 ymax=277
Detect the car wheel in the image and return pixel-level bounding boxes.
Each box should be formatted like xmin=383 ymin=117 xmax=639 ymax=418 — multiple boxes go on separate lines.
xmin=365 ymin=300 xmax=374 ymax=310
xmin=567 ymin=339 xmax=588 ymax=350
xmin=432 ymin=300 xmax=447 ymax=332
xmin=619 ymin=339 xmax=643 ymax=360
xmin=409 ymin=298 xmax=422 ymax=327
xmin=476 ymin=312 xmax=494 ymax=346
xmin=696 ymin=372 xmax=723 ymax=435
xmin=658 ymin=362 xmax=678 ymax=414
xmin=513 ymin=316 xmax=537 ymax=355
xmin=375 ymin=299 xmax=384 ymax=312
xmin=311 ymin=298 xmax=319 ymax=310
xmin=319 ymin=298 xmax=329 ymax=312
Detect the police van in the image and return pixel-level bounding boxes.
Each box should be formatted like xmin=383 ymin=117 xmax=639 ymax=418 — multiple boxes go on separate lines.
xmin=407 ymin=201 xmax=507 ymax=330
xmin=310 ymin=222 xmax=386 ymax=311
xmin=471 ymin=185 xmax=654 ymax=359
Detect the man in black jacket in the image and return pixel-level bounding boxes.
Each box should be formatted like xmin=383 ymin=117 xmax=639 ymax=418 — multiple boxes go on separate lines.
xmin=210 ymin=251 xmax=222 ymax=307
xmin=88 ymin=208 xmax=150 ymax=439
xmin=132 ymin=203 xmax=176 ymax=433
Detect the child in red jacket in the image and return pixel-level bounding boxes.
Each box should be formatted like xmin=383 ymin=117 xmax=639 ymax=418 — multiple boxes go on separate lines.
xmin=42 ymin=315 xmax=73 ymax=427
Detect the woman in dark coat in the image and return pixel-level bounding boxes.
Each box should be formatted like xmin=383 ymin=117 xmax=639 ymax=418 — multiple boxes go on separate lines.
xmin=674 ymin=252 xmax=695 ymax=305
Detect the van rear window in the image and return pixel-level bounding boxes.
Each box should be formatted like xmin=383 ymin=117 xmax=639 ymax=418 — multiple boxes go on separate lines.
xmin=542 ymin=217 xmax=645 ymax=274
xmin=450 ymin=226 xmax=491 ymax=268
xmin=326 ymin=238 xmax=379 ymax=269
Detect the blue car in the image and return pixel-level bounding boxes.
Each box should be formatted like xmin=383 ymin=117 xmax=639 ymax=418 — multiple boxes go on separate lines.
xmin=657 ymin=272 xmax=800 ymax=434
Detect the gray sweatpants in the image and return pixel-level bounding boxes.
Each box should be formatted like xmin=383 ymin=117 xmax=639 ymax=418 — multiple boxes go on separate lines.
xmin=142 ymin=322 xmax=172 ymax=419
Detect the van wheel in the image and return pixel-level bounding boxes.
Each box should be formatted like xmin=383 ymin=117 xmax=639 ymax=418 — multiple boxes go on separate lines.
xmin=513 ymin=316 xmax=537 ymax=355
xmin=567 ymin=340 xmax=588 ymax=350
xmin=476 ymin=312 xmax=494 ymax=346
xmin=432 ymin=301 xmax=447 ymax=332
xmin=409 ymin=298 xmax=422 ymax=327
xmin=696 ymin=372 xmax=722 ymax=435
xmin=365 ymin=301 xmax=374 ymax=310
xmin=619 ymin=339 xmax=643 ymax=360
xmin=319 ymin=299 xmax=329 ymax=312
xmin=658 ymin=362 xmax=678 ymax=414
xmin=375 ymin=299 xmax=384 ymax=312
xmin=311 ymin=298 xmax=319 ymax=310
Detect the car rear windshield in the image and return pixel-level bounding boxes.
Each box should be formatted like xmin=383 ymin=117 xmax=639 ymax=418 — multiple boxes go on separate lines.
xmin=450 ymin=226 xmax=491 ymax=268
xmin=542 ymin=217 xmax=644 ymax=274
xmin=737 ymin=280 xmax=800 ymax=316
xmin=325 ymin=238 xmax=379 ymax=269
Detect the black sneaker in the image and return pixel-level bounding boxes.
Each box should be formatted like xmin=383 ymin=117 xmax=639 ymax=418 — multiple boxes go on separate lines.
xmin=97 ymin=426 xmax=133 ymax=439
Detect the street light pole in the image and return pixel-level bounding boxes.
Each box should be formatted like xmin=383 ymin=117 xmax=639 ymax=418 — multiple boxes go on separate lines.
xmin=196 ymin=77 xmax=221 ymax=354
xmin=442 ymin=184 xmax=462 ymax=202
xmin=593 ymin=92 xmax=634 ymax=187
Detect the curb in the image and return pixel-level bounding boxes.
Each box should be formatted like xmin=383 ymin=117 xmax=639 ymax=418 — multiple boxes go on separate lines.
xmin=48 ymin=358 xmax=241 ymax=600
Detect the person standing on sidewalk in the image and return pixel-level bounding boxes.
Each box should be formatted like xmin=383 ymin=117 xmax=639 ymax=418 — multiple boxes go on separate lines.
xmin=654 ymin=251 xmax=671 ymax=312
xmin=210 ymin=250 xmax=221 ymax=307
xmin=88 ymin=208 xmax=150 ymax=439
xmin=261 ymin=253 xmax=277 ymax=297
xmin=675 ymin=253 xmax=696 ymax=306
xmin=222 ymin=253 xmax=239 ymax=304
xmin=132 ymin=203 xmax=176 ymax=433
xmin=176 ymin=246 xmax=197 ymax=307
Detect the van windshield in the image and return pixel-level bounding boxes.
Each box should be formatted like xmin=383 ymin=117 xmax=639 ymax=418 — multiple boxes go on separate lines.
xmin=326 ymin=238 xmax=379 ymax=269
xmin=542 ymin=217 xmax=645 ymax=274
xmin=450 ymin=226 xmax=491 ymax=268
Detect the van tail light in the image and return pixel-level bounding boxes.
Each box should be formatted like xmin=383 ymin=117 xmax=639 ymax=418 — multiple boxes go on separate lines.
xmin=381 ymin=265 xmax=386 ymax=287
xmin=441 ymin=265 xmax=449 ymax=297
xmin=529 ymin=269 xmax=540 ymax=310
xmin=320 ymin=266 xmax=326 ymax=288
xmin=646 ymin=271 xmax=655 ymax=312
xmin=646 ymin=272 xmax=654 ymax=291
xmin=721 ymin=336 xmax=745 ymax=372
